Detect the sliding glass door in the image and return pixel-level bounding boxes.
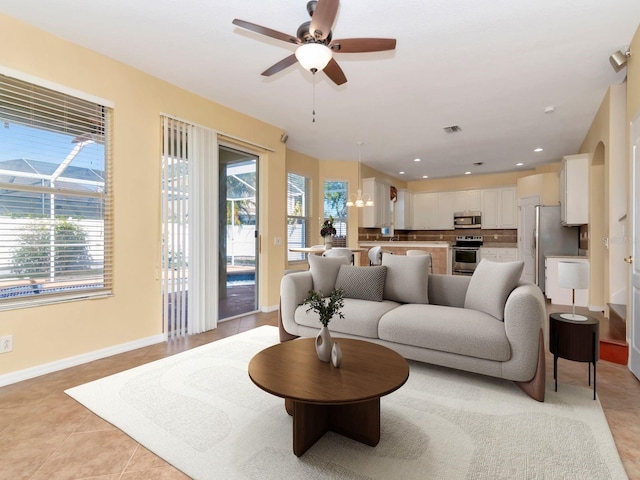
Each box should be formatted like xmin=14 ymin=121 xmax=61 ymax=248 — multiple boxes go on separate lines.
xmin=218 ymin=146 xmax=259 ymax=320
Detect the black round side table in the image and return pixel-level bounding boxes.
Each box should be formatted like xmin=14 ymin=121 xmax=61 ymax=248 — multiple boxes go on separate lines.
xmin=549 ymin=312 xmax=599 ymax=400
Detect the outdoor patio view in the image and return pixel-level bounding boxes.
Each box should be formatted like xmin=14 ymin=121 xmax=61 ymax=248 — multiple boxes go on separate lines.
xmin=0 ymin=74 xmax=111 ymax=306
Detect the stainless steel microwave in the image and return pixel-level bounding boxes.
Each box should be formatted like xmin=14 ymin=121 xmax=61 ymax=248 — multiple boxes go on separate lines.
xmin=453 ymin=212 xmax=482 ymax=228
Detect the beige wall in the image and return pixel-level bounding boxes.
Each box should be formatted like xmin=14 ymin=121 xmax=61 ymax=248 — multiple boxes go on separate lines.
xmin=0 ymin=14 xmax=286 ymax=375
xmin=579 ymin=82 xmax=629 ymax=309
xmin=408 ymin=169 xmax=543 ymax=193
xmin=516 ymin=172 xmax=560 ymax=206
xmin=630 ymin=26 xmax=640 ymax=125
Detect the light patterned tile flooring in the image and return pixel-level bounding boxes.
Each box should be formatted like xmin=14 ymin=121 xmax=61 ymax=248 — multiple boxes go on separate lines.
xmin=0 ymin=308 xmax=639 ymax=479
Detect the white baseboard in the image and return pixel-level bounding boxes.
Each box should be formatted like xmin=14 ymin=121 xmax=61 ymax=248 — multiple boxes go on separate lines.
xmin=0 ymin=333 xmax=166 ymax=388
xmin=261 ymin=304 xmax=279 ymax=313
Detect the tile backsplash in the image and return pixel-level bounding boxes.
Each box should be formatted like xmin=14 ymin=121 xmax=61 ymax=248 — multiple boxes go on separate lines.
xmin=359 ymin=228 xmax=517 ymax=244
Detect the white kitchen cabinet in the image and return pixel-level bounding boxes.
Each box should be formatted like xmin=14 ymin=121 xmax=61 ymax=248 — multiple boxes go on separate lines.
xmin=454 ymin=189 xmax=482 ymax=213
xmin=362 ymin=178 xmax=391 ymax=228
xmin=480 ymin=247 xmax=518 ymax=262
xmin=395 ymin=189 xmax=413 ymax=229
xmin=560 ymin=154 xmax=588 ymax=226
xmin=481 ymin=189 xmax=499 ymax=228
xmin=437 ymin=191 xmax=456 ymax=229
xmin=499 ymin=187 xmax=517 ymax=228
xmin=481 ymin=186 xmax=516 ymax=229
xmin=412 ymin=192 xmax=438 ymax=229
xmin=545 ymin=257 xmax=589 ymax=306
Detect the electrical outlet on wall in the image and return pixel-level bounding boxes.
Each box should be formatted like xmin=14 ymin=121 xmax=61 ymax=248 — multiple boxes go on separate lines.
xmin=0 ymin=335 xmax=13 ymax=353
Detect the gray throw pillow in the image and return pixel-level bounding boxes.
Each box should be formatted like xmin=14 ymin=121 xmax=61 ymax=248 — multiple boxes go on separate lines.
xmin=335 ymin=265 xmax=387 ymax=302
xmin=382 ymin=253 xmax=429 ymax=304
xmin=464 ymin=258 xmax=524 ymax=320
xmin=308 ymin=254 xmax=351 ymax=295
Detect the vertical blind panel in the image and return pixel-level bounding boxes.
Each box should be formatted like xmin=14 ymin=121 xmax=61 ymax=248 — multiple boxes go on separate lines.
xmin=161 ymin=117 xmax=191 ymax=338
xmin=0 ymin=73 xmax=112 ymax=306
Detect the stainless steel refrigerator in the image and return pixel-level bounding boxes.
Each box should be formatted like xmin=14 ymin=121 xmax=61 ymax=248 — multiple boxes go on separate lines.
xmin=534 ymin=205 xmax=580 ymax=293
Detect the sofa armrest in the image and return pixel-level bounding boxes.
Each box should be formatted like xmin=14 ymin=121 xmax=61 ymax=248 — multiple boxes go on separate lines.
xmin=279 ymin=271 xmax=313 ymax=337
xmin=501 ymin=282 xmax=546 ymax=381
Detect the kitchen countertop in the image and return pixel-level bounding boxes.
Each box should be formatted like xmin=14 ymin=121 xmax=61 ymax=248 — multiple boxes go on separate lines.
xmin=545 ymin=255 xmax=589 ymax=259
xmin=482 ymin=243 xmax=518 ymax=248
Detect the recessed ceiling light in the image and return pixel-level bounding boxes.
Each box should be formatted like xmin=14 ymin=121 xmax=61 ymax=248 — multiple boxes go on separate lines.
xmin=465 ymin=171 xmax=471 ymax=175
xmin=414 ymin=158 xmax=421 ymax=162
xmin=422 ymin=175 xmax=429 ymax=179
xmin=534 ymin=147 xmax=543 ymax=152
xmin=516 ymin=162 xmax=524 ymax=166
xmin=399 ymin=171 xmax=405 ymax=175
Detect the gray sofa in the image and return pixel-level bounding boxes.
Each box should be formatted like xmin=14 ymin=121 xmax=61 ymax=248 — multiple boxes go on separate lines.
xmin=279 ymin=254 xmax=547 ymax=401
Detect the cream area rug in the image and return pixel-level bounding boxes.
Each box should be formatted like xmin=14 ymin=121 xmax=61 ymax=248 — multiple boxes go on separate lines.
xmin=65 ymin=326 xmax=627 ymax=480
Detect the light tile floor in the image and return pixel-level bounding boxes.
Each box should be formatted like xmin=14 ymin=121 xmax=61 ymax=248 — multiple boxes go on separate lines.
xmin=1 ymin=307 xmax=639 ymax=479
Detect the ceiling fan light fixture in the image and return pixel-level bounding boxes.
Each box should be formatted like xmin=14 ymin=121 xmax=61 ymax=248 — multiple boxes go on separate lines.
xmin=295 ymin=43 xmax=332 ymax=71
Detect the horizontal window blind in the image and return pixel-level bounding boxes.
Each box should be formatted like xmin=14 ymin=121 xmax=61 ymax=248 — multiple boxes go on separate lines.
xmin=0 ymin=73 xmax=112 ymax=309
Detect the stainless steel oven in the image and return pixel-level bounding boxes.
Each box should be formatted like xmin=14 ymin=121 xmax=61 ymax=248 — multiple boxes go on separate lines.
xmin=452 ymin=236 xmax=483 ymax=275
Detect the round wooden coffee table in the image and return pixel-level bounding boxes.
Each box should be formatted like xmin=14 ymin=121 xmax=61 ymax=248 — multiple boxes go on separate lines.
xmin=248 ymin=337 xmax=409 ymax=457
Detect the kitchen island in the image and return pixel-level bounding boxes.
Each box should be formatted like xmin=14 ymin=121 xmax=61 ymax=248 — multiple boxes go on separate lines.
xmin=359 ymin=241 xmax=452 ymax=274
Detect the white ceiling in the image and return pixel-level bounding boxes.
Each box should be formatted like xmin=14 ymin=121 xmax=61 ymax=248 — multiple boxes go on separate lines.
xmin=2 ymin=0 xmax=639 ymax=180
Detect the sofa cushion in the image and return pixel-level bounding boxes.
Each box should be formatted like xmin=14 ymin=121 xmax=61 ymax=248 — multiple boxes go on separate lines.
xmin=295 ymin=298 xmax=401 ymax=338
xmin=378 ymin=303 xmax=511 ymax=362
xmin=335 ymin=265 xmax=387 ymax=302
xmin=382 ymin=253 xmax=429 ymax=304
xmin=464 ymin=259 xmax=524 ymax=321
xmin=308 ymin=254 xmax=350 ymax=295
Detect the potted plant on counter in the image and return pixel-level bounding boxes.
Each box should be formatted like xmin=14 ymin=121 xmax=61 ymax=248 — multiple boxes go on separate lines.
xmin=320 ymin=216 xmax=337 ymax=249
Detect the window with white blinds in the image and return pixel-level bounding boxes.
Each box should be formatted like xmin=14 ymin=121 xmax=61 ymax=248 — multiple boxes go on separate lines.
xmin=0 ymin=74 xmax=113 ymax=309
xmin=287 ymin=172 xmax=309 ymax=262
xmin=324 ymin=181 xmax=348 ymax=247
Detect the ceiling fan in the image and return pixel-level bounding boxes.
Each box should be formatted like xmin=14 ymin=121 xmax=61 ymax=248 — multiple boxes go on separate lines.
xmin=232 ymin=0 xmax=396 ymax=85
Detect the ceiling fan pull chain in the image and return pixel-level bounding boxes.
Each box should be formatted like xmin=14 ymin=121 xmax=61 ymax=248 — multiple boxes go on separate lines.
xmin=312 ymin=68 xmax=317 ymax=123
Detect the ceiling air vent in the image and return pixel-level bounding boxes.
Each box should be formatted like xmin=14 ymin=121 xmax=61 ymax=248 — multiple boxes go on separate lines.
xmin=443 ymin=125 xmax=462 ymax=134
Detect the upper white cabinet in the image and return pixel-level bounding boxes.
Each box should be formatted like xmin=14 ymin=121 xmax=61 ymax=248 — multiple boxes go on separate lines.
xmin=454 ymin=189 xmax=482 ymax=213
xmin=499 ymin=187 xmax=517 ymax=228
xmin=395 ymin=189 xmax=413 ymax=229
xmin=409 ymin=186 xmax=517 ymax=231
xmin=481 ymin=189 xmax=499 ymax=228
xmin=412 ymin=192 xmax=456 ymax=230
xmin=412 ymin=192 xmax=438 ymax=229
xmin=481 ymin=186 xmax=516 ymax=229
xmin=560 ymin=154 xmax=588 ymax=226
xmin=362 ymin=178 xmax=391 ymax=228
xmin=437 ymin=191 xmax=456 ymax=229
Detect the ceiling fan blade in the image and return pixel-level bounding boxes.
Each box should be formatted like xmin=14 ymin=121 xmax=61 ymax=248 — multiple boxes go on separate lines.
xmin=232 ymin=18 xmax=299 ymax=45
xmin=323 ymin=58 xmax=347 ymax=85
xmin=261 ymin=54 xmax=298 ymax=77
xmin=330 ymin=38 xmax=397 ymax=53
xmin=309 ymin=0 xmax=339 ymax=40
